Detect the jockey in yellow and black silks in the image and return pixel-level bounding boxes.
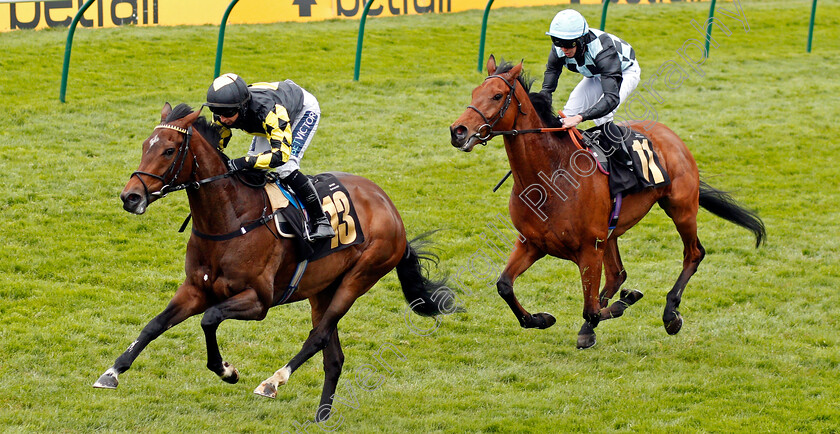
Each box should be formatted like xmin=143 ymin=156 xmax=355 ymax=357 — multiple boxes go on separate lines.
xmin=205 ymin=73 xmax=335 ymax=242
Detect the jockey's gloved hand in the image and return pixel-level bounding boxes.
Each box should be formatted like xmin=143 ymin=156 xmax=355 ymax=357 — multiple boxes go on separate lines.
xmin=227 ymin=157 xmax=248 ymax=172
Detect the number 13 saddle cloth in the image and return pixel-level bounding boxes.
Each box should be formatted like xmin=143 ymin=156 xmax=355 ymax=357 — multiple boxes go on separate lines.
xmin=265 ymin=173 xmax=365 ymax=261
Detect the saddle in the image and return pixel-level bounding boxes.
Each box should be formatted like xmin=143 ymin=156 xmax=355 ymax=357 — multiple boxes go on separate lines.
xmin=581 ymin=124 xmax=670 ymax=198
xmin=265 ymin=172 xmax=365 ymax=261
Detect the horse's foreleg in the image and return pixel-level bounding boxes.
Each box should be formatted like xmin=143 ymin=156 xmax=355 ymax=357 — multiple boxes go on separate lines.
xmin=497 ymin=240 xmax=553 ymax=329
xmin=576 ymin=248 xmax=605 ymax=349
xmin=94 ymin=284 xmax=207 ymax=389
xmin=599 ymin=238 xmax=626 ymax=307
xmin=598 ymin=238 xmax=643 ymax=321
xmin=201 ymin=288 xmax=268 ymax=384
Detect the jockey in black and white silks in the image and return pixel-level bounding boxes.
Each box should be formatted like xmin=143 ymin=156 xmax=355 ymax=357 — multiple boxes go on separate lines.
xmin=541 ymin=9 xmax=641 ymax=128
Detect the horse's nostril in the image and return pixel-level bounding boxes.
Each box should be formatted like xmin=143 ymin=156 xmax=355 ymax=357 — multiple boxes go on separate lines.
xmin=122 ymin=193 xmax=140 ymax=207
xmin=452 ymin=125 xmax=467 ymax=139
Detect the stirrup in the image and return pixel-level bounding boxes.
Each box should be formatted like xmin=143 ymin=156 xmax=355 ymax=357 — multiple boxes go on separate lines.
xmin=306 ymin=218 xmax=335 ymax=241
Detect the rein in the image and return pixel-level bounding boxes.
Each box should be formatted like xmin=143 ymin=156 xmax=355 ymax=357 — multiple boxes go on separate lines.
xmin=188 ymin=189 xmax=277 ymax=241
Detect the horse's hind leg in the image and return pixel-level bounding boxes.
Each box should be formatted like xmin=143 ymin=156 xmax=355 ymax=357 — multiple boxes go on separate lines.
xmin=661 ymin=200 xmax=706 ymax=335
xmin=310 ymin=288 xmax=344 ymax=422
xmin=598 ymin=238 xmax=643 ymax=321
xmin=94 ymin=284 xmax=207 ymax=389
xmin=201 ymin=288 xmax=269 ymax=384
xmin=254 ymin=268 xmax=380 ymax=400
xmin=496 ymin=239 xmax=554 ymax=329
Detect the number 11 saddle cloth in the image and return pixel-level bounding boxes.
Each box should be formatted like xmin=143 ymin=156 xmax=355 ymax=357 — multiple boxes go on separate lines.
xmin=583 ymin=125 xmax=670 ymax=198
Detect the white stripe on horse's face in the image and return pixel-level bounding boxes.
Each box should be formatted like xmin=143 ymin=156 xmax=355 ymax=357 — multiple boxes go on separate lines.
xmin=149 ymin=135 xmax=160 ymax=148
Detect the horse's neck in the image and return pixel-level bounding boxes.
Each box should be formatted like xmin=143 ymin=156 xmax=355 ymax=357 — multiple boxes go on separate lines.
xmin=504 ymin=104 xmax=576 ymax=189
xmin=186 ymin=142 xmax=263 ymax=235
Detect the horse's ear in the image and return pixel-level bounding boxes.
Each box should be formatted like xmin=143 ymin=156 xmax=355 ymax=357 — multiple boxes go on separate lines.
xmin=509 ymin=61 xmax=523 ymax=80
xmin=487 ymin=55 xmax=497 ymax=75
xmin=161 ymin=102 xmax=172 ymax=122
xmin=183 ymin=109 xmax=201 ymax=126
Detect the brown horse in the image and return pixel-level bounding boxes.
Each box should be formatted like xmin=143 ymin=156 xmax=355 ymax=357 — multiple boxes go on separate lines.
xmin=449 ymin=56 xmax=765 ymax=349
xmin=95 ymin=103 xmax=454 ymax=421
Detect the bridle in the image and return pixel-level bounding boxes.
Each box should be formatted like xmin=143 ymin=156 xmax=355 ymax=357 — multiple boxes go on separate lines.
xmin=464 ymin=73 xmax=589 ymax=193
xmin=130 ymin=124 xmax=232 ymax=204
xmin=466 ymin=74 xmax=585 ymax=150
xmin=129 ymin=122 xmax=274 ymax=241
xmin=466 ymin=74 xmax=524 ymax=145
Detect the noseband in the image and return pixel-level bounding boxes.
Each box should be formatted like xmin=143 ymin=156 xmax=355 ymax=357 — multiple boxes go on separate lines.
xmin=466 ymin=74 xmax=523 ymax=144
xmin=130 ymin=124 xmax=231 ymax=204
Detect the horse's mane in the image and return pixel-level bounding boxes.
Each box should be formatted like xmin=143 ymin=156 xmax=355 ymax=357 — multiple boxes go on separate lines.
xmin=494 ymin=59 xmax=565 ymax=132
xmin=165 ymin=103 xmax=224 ymax=150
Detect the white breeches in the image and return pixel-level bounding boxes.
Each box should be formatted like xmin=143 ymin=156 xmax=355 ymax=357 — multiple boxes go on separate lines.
xmin=562 ymin=61 xmax=641 ymax=126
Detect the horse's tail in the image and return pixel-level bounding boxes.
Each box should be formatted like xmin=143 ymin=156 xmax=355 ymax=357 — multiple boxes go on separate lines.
xmin=396 ymin=231 xmax=462 ymax=317
xmin=699 ymin=180 xmax=766 ymax=247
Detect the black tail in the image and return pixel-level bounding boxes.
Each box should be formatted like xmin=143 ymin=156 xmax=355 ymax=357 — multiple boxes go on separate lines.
xmin=699 ymin=180 xmax=766 ymax=247
xmin=396 ymin=232 xmax=462 ymax=317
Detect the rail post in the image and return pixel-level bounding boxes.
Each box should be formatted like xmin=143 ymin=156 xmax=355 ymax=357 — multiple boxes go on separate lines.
xmin=353 ymin=0 xmax=376 ymax=81
xmin=477 ymin=0 xmax=495 ymax=72
xmin=704 ymin=0 xmax=717 ymax=57
xmin=59 ymin=0 xmax=96 ymax=103
xmin=807 ymin=0 xmax=818 ymax=53
xmin=599 ymin=0 xmax=609 ymax=31
xmin=214 ymin=0 xmax=241 ymax=78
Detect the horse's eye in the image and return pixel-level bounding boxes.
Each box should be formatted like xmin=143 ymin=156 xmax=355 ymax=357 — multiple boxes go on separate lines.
xmin=163 ymin=148 xmax=176 ymax=157
xmin=493 ymin=93 xmax=503 ymax=101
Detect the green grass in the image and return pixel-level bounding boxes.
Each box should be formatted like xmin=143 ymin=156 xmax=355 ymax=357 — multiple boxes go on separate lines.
xmin=1 ymin=0 xmax=839 ymax=432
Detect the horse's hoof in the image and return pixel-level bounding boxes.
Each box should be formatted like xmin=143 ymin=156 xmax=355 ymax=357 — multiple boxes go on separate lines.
xmin=577 ymin=322 xmax=597 ymax=349
xmin=664 ymin=312 xmax=683 ymax=335
xmin=254 ymin=382 xmax=277 ymax=399
xmin=530 ymin=312 xmax=556 ymax=329
xmin=620 ymin=289 xmax=644 ymax=304
xmin=93 ymin=369 xmax=119 ymax=389
xmin=577 ymin=333 xmax=597 ymax=349
xmin=221 ymin=362 xmax=239 ymax=384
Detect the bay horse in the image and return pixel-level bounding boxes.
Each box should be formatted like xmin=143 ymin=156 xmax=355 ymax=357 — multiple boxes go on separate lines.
xmin=449 ymin=56 xmax=765 ymax=349
xmin=95 ymin=103 xmax=454 ymax=421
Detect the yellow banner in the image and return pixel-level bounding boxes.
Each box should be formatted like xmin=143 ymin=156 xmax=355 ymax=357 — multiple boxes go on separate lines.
xmin=1 ymin=0 xmax=709 ymax=32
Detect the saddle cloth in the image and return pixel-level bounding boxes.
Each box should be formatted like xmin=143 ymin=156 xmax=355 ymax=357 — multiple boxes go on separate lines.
xmin=265 ymin=173 xmax=365 ymax=261
xmin=583 ymin=125 xmax=670 ymax=197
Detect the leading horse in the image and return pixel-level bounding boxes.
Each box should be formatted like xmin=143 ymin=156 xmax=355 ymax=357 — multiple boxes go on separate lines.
xmin=450 ymin=56 xmax=765 ymax=349
xmin=95 ymin=103 xmax=455 ymax=421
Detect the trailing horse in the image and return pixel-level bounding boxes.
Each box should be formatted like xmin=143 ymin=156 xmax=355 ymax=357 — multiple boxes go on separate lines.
xmin=94 ymin=103 xmax=455 ymax=421
xmin=449 ymin=56 xmax=765 ymax=349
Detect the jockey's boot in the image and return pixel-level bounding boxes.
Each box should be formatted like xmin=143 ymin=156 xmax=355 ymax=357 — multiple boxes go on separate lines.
xmin=286 ymin=170 xmax=336 ymax=241
xmin=601 ymin=122 xmax=634 ymax=169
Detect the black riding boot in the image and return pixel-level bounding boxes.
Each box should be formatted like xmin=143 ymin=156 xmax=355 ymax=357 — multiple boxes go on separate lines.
xmin=601 ymin=122 xmax=634 ymax=168
xmin=285 ymin=170 xmax=335 ymax=241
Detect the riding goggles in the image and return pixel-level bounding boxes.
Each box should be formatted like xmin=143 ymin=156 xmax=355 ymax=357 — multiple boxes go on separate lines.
xmin=208 ymin=105 xmax=239 ymax=118
xmin=551 ymin=37 xmax=577 ymax=49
